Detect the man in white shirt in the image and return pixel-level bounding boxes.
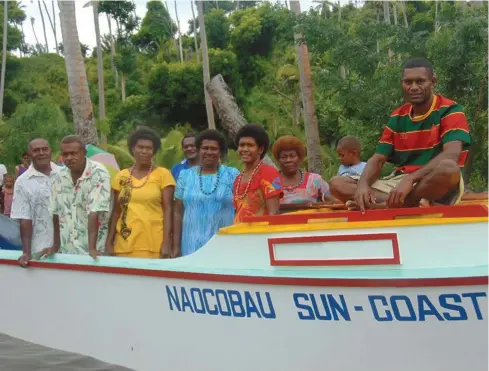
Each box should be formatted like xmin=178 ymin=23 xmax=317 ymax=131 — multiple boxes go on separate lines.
xmin=11 ymin=138 xmax=59 ymax=267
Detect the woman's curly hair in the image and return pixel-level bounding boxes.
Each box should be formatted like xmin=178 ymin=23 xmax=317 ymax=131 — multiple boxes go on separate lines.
xmin=127 ymin=126 xmax=161 ymax=155
xmin=272 ymin=135 xmax=306 ymax=161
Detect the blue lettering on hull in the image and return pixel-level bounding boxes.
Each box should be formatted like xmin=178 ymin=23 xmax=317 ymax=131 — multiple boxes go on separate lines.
xmin=166 ymin=286 xmax=487 ymax=322
xmin=166 ymin=286 xmax=276 ymax=319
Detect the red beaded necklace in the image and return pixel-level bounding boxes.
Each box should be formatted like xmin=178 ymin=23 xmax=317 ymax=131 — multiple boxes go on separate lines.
xmin=128 ymin=163 xmax=153 ymax=189
xmin=234 ymin=161 xmax=263 ymax=201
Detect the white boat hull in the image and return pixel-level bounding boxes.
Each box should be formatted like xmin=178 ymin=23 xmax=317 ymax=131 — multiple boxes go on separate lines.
xmin=0 ymin=264 xmax=486 ymax=371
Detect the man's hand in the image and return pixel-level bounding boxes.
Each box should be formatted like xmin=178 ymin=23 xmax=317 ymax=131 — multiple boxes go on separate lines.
xmin=18 ymin=253 xmax=32 ymax=268
xmin=34 ymin=246 xmax=59 ymax=260
xmin=89 ymin=249 xmax=102 ymax=261
xmin=387 ymin=177 xmax=414 ymax=208
xmin=354 ymin=183 xmax=376 ymax=213
xmin=160 ymin=241 xmax=171 ymax=259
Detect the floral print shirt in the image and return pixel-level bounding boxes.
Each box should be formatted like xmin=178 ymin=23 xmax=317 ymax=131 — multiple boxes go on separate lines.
xmin=50 ymin=158 xmax=111 ymax=255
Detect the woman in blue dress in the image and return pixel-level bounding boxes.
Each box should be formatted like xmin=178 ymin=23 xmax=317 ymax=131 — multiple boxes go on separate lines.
xmin=173 ymin=129 xmax=239 ymax=257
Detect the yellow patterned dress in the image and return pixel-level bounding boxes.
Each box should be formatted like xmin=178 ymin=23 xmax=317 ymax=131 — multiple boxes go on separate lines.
xmin=112 ymin=167 xmax=175 ymax=258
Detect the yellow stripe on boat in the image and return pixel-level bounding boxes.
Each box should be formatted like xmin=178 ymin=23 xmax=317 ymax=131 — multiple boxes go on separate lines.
xmin=219 ymin=216 xmax=487 ymax=235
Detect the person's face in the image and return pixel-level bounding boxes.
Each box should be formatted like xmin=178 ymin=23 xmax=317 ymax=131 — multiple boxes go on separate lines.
xmin=238 ymin=137 xmax=263 ymax=165
xmin=182 ymin=137 xmax=197 ymax=161
xmin=29 ymin=140 xmax=51 ymax=168
xmin=401 ymin=67 xmax=436 ymax=105
xmin=22 ymin=154 xmax=30 ymax=166
xmin=132 ymin=139 xmax=154 ymax=166
xmin=336 ymin=146 xmax=358 ymax=166
xmin=199 ymin=139 xmax=220 ymax=168
xmin=4 ymin=176 xmax=13 ymax=188
xmin=61 ymin=142 xmax=86 ymax=172
xmin=278 ymin=149 xmax=301 ymax=176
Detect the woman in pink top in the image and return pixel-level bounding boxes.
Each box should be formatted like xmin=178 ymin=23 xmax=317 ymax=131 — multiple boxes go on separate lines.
xmin=272 ymin=136 xmax=332 ymax=205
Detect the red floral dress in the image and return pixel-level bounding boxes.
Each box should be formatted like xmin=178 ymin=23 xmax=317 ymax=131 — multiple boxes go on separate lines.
xmin=233 ymin=164 xmax=283 ymax=223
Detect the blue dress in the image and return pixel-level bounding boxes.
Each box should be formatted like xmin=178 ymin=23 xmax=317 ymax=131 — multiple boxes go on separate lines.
xmin=175 ymin=165 xmax=240 ymax=256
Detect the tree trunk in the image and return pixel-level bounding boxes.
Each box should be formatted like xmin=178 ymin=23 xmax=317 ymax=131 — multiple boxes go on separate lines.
xmin=31 ymin=18 xmax=40 ymax=51
xmin=435 ymin=0 xmax=440 ymax=32
xmin=38 ymin=1 xmax=49 ymax=52
xmin=191 ymin=1 xmax=199 ymax=63
xmin=383 ymin=1 xmax=391 ymax=24
xmin=290 ymin=1 xmax=324 ymax=174
xmin=393 ymin=2 xmax=398 ymax=25
xmin=107 ymin=14 xmax=118 ymax=89
xmin=206 ymin=74 xmax=277 ymax=168
xmin=121 ymin=73 xmax=126 ymax=103
xmin=337 ymin=0 xmax=341 ymax=22
xmin=401 ymin=0 xmax=408 ymax=28
xmin=20 ymin=22 xmax=24 ymax=57
xmin=92 ymin=1 xmax=106 ymax=144
xmin=0 ymin=0 xmax=8 ymax=118
xmin=42 ymin=0 xmax=59 ymax=54
xmin=58 ymin=0 xmax=98 ymax=145
xmin=197 ymin=0 xmax=215 ymax=129
xmin=174 ymin=1 xmax=183 ymax=63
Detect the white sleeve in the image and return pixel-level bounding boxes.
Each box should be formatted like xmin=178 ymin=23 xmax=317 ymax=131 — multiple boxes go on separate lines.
xmin=10 ymin=181 xmax=32 ymax=220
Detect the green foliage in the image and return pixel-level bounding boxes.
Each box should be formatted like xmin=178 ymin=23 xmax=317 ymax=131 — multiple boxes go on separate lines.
xmin=132 ymin=0 xmax=176 ymax=54
xmin=205 ymin=9 xmax=230 ymax=49
xmin=3 ymin=1 xmax=487 ymax=190
xmin=1 ymin=100 xmax=72 ymax=169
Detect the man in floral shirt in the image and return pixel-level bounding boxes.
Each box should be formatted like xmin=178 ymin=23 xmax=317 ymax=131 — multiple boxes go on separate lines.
xmin=38 ymin=135 xmax=111 ymax=260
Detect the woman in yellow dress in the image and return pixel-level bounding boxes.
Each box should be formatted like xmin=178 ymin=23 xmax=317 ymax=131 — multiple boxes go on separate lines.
xmin=106 ymin=126 xmax=176 ymax=258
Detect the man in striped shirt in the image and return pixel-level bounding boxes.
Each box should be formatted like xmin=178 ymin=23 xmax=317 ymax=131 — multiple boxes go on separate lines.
xmin=330 ymin=58 xmax=471 ymax=211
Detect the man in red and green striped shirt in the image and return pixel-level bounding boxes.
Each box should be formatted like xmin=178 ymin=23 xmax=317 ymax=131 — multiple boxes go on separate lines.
xmin=330 ymin=58 xmax=471 ymax=211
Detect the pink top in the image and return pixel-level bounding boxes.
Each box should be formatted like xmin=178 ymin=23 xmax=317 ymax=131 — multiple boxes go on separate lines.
xmin=2 ymin=189 xmax=13 ymax=216
xmin=280 ymin=172 xmax=330 ymax=205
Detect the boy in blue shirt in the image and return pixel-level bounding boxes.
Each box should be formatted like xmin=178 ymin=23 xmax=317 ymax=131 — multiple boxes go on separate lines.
xmin=336 ymin=135 xmax=366 ymax=177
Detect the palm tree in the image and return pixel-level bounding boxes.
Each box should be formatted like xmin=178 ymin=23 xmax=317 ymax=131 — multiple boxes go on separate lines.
xmin=58 ymin=0 xmax=98 ymax=145
xmin=289 ymin=1 xmax=323 ymax=174
xmin=42 ymin=0 xmax=59 ymax=54
xmin=30 ymin=17 xmax=41 ymax=51
xmin=84 ymin=0 xmax=106 ymax=144
xmin=0 ymin=0 xmax=8 ymax=118
xmin=197 ymin=0 xmax=215 ymax=129
xmin=190 ymin=0 xmax=199 ymax=62
xmin=37 ymin=0 xmax=49 ymax=52
xmin=174 ymin=1 xmax=183 ymax=63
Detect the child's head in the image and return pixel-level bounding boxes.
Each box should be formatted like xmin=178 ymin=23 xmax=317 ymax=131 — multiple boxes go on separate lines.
xmin=3 ymin=174 xmax=14 ymax=188
xmin=336 ymin=135 xmax=362 ymax=166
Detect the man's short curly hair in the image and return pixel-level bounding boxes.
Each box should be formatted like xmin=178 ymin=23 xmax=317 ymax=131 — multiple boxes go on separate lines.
xmin=127 ymin=126 xmax=161 ymax=155
xmin=196 ymin=129 xmax=228 ymax=155
xmin=235 ymin=124 xmax=269 ymax=160
xmin=272 ymin=135 xmax=306 ymax=161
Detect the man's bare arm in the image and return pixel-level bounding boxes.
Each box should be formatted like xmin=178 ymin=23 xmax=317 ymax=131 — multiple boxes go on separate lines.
xmin=19 ymin=219 xmax=33 ymax=256
xmin=406 ymin=141 xmax=462 ymax=184
xmin=358 ymin=154 xmax=388 ymax=187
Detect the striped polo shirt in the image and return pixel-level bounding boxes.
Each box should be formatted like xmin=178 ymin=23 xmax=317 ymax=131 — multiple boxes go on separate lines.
xmin=376 ymin=94 xmax=471 ymax=174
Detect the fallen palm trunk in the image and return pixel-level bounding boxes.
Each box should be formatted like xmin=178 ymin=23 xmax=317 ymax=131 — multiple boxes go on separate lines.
xmin=206 ymin=74 xmax=277 ymax=168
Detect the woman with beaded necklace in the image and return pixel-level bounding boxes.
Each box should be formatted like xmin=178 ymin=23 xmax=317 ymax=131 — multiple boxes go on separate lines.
xmin=272 ymin=135 xmax=331 ymax=206
xmin=233 ymin=124 xmax=283 ymax=223
xmin=173 ymin=129 xmax=239 ymax=256
xmin=105 ymin=126 xmax=176 ymax=259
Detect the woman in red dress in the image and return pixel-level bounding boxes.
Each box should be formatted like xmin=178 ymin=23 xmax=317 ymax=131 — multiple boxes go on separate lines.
xmin=233 ymin=124 xmax=283 ymax=223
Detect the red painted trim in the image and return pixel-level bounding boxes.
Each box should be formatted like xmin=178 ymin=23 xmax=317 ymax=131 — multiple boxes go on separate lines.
xmin=268 ymin=233 xmax=400 ymax=267
xmin=0 ymin=258 xmax=486 ymax=288
xmin=243 ymin=204 xmax=488 ymax=225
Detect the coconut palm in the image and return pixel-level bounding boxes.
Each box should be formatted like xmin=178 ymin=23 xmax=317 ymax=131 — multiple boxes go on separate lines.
xmin=0 ymin=0 xmax=8 ymax=118
xmin=289 ymin=0 xmax=324 ymax=174
xmin=37 ymin=0 xmax=49 ymax=52
xmin=58 ymin=0 xmax=98 ymax=144
xmin=42 ymin=0 xmax=59 ymax=54
xmin=196 ymin=0 xmax=215 ymax=129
